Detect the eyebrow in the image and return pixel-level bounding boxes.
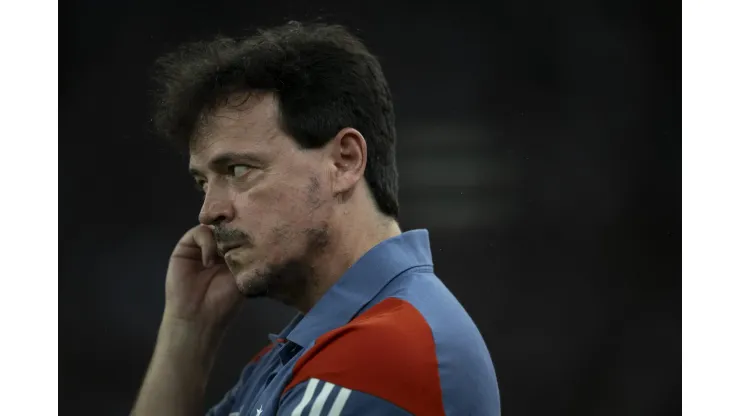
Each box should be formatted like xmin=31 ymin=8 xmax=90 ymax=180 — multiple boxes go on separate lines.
xmin=188 ymin=151 xmax=264 ymax=177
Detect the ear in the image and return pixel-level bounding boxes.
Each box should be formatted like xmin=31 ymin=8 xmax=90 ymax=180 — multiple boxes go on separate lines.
xmin=328 ymin=127 xmax=367 ymax=195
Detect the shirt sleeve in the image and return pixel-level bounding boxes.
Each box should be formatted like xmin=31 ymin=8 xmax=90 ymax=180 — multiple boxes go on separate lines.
xmin=278 ymin=378 xmax=413 ymax=416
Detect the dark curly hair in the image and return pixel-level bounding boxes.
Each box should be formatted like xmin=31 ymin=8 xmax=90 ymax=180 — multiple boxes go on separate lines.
xmin=151 ymin=21 xmax=399 ymax=218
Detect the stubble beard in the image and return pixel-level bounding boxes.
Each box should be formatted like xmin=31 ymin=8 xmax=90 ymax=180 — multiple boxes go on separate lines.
xmin=233 ymin=223 xmax=330 ymax=308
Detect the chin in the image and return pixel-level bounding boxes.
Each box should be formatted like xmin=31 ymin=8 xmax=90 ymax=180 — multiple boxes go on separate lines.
xmin=233 ymin=266 xmax=271 ymax=298
xmin=229 ymin=254 xmax=314 ymax=306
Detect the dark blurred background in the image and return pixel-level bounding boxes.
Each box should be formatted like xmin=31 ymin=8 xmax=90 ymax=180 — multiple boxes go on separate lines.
xmin=60 ymin=0 xmax=680 ymax=415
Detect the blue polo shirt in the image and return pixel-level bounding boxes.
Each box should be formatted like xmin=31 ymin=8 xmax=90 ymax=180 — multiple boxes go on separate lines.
xmin=207 ymin=229 xmax=500 ymax=415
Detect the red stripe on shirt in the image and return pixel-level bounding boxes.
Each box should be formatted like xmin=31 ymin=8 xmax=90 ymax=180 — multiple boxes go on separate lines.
xmin=283 ymin=297 xmax=445 ymax=416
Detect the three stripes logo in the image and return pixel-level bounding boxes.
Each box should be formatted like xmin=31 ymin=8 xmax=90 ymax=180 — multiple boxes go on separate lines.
xmin=290 ymin=378 xmax=352 ymax=416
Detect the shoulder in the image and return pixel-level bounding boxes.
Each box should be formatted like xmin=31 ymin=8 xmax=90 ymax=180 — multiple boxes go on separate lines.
xmin=284 ymin=297 xmax=445 ymax=416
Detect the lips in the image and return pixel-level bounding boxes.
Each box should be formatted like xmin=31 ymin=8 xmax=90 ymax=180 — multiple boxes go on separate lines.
xmin=218 ymin=243 xmax=242 ymax=257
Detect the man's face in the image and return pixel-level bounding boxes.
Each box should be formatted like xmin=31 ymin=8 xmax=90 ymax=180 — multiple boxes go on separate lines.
xmin=188 ymin=94 xmax=333 ymax=304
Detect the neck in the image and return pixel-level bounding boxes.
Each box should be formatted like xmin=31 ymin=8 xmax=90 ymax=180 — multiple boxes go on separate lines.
xmin=295 ymin=212 xmax=402 ymax=314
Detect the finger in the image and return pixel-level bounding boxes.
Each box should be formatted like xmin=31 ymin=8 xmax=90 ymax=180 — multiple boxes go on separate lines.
xmin=191 ymin=225 xmax=218 ymax=267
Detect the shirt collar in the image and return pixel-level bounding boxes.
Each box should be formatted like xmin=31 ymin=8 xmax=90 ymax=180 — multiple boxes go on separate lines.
xmin=281 ymin=229 xmax=433 ymax=349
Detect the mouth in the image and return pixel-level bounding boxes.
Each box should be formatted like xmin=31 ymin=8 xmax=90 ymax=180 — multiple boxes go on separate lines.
xmin=218 ymin=243 xmax=243 ymax=257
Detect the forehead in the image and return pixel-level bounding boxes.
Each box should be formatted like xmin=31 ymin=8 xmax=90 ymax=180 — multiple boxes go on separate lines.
xmin=189 ymin=93 xmax=283 ymax=166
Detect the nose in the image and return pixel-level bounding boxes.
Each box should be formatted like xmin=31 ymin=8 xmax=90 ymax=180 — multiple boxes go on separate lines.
xmin=198 ymin=189 xmax=236 ymax=226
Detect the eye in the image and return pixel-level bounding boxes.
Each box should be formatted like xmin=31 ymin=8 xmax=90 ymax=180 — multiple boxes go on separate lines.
xmin=228 ymin=164 xmax=251 ymax=178
xmin=194 ymin=179 xmax=206 ymax=192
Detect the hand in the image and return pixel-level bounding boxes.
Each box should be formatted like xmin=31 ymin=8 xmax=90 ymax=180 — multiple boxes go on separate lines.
xmin=163 ymin=225 xmax=243 ymax=330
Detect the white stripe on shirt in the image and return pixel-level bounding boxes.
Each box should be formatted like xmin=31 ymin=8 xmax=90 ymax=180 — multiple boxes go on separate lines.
xmin=326 ymin=387 xmax=352 ymax=416
xmin=308 ymin=381 xmax=336 ymax=416
xmin=291 ymin=378 xmax=319 ymax=416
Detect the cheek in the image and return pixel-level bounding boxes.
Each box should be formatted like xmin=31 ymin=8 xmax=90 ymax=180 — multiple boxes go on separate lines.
xmin=233 ymin=180 xmax=320 ymax=232
xmin=233 ymin=188 xmax=319 ymax=264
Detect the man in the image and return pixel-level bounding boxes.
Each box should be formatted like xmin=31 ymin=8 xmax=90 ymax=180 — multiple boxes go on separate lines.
xmin=132 ymin=21 xmax=500 ymax=416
